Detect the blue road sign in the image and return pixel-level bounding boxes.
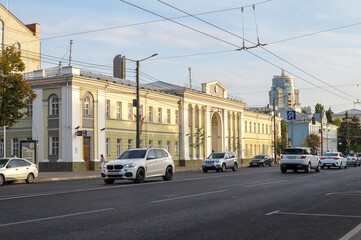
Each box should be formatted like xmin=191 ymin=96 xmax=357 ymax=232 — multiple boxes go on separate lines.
xmin=287 ymin=111 xmax=296 ymax=120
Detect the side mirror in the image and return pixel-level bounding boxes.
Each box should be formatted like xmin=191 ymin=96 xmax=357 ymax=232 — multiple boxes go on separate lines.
xmin=6 ymin=165 xmax=11 ymax=169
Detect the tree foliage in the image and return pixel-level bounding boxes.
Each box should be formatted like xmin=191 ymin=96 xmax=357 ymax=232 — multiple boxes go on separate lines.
xmin=333 ymin=118 xmax=342 ymax=127
xmin=315 ymin=103 xmax=324 ymax=113
xmin=304 ymin=133 xmax=320 ymax=152
xmin=0 ymin=46 xmax=36 ymax=127
xmin=326 ymin=107 xmax=333 ymax=124
xmin=337 ymin=115 xmax=361 ymax=153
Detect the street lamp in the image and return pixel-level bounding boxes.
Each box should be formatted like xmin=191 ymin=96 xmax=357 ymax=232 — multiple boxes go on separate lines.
xmin=128 ymin=53 xmax=158 ymax=148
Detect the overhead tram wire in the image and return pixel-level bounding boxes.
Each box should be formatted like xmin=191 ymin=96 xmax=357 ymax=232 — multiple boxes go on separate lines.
xmin=154 ymin=0 xmax=357 ymax=102
xmin=19 ymin=0 xmax=271 ymax=45
xmin=120 ymin=0 xmax=355 ymax=103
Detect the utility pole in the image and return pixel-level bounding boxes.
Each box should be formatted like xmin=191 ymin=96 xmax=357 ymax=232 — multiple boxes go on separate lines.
xmin=320 ymin=110 xmax=323 ymax=155
xmin=68 ymin=40 xmax=73 ymax=66
xmin=346 ymin=111 xmax=350 ymax=155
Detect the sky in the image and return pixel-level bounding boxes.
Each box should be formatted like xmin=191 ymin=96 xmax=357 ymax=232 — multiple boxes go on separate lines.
xmin=5 ymin=0 xmax=361 ymax=113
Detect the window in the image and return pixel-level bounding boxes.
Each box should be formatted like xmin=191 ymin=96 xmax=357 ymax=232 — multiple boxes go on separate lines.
xmin=27 ymin=99 xmax=33 ymax=117
xmin=167 ymin=141 xmax=171 ymax=153
xmin=254 ymin=123 xmax=256 ymax=133
xmin=83 ymin=97 xmax=90 ymax=116
xmin=175 ymin=110 xmax=179 ymax=124
xmin=116 ymin=101 xmax=122 ymax=119
xmin=176 ymin=141 xmax=179 ymax=155
xmin=49 ymin=137 xmax=59 ymax=155
xmin=149 ymin=107 xmax=153 ymax=122
xmin=128 ymin=139 xmax=133 ymax=149
xmin=262 ymin=124 xmax=264 ymax=134
xmin=14 ymin=42 xmax=21 ymax=50
xmin=49 ymin=95 xmax=59 ymax=116
xmin=117 ymin=139 xmax=122 ymax=156
xmin=245 ymin=144 xmax=248 ymax=156
xmin=106 ymin=138 xmax=110 ymax=156
xmin=11 ymin=138 xmax=19 ymax=156
xmin=158 ymin=108 xmax=162 ymax=123
xmin=258 ymin=123 xmax=260 ymax=133
xmin=254 ymin=145 xmax=257 ymax=155
xmin=149 ymin=140 xmax=153 ymax=148
xmin=128 ymin=103 xmax=133 ymax=120
xmin=0 ymin=139 xmax=3 ymax=157
xmin=245 ymin=121 xmax=247 ymax=132
xmin=250 ymin=144 xmax=252 ymax=155
xmin=0 ymin=20 xmax=3 ymax=48
xmin=158 ymin=140 xmax=162 ymax=148
xmin=106 ymin=100 xmax=110 ymax=118
xmin=167 ymin=109 xmax=171 ymax=123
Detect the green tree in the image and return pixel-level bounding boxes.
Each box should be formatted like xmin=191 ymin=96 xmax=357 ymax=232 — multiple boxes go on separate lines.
xmin=0 ymin=46 xmax=36 ymax=127
xmin=315 ymin=103 xmax=324 ymax=113
xmin=304 ymin=133 xmax=320 ymax=152
xmin=273 ymin=120 xmax=288 ymax=158
xmin=337 ymin=114 xmax=361 ymax=154
xmin=326 ymin=107 xmax=334 ymax=124
xmin=333 ymin=118 xmax=342 ymax=127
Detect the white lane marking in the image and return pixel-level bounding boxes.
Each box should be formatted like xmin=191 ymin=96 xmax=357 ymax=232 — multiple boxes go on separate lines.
xmin=0 ymin=170 xmax=279 ymax=201
xmin=0 ymin=208 xmax=114 ymax=227
xmin=296 ymin=174 xmax=322 ymax=180
xmin=246 ymin=180 xmax=286 ymax=188
xmin=152 ymin=189 xmax=229 ymax=203
xmin=265 ymin=210 xmax=361 ymax=218
xmin=339 ymin=222 xmax=361 ymax=240
xmin=326 ymin=191 xmax=361 ymax=196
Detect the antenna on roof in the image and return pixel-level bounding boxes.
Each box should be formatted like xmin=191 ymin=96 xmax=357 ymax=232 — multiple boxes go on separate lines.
xmin=68 ymin=40 xmax=73 ymax=66
xmin=189 ymin=67 xmax=192 ymax=88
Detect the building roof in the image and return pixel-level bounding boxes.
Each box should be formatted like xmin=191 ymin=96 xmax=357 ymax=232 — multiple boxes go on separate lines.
xmin=334 ymin=108 xmax=361 ymax=116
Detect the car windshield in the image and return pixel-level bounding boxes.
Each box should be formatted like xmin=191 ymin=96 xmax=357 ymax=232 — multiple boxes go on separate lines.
xmin=254 ymin=155 xmax=264 ymax=160
xmin=0 ymin=159 xmax=9 ymax=168
xmin=282 ymin=149 xmax=304 ymax=155
xmin=117 ymin=150 xmax=147 ymax=159
xmin=208 ymin=153 xmax=225 ymax=159
xmin=324 ymin=153 xmax=338 ymax=156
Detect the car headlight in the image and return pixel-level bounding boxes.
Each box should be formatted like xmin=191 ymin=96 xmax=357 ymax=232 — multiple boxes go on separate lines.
xmin=124 ymin=164 xmax=134 ymax=168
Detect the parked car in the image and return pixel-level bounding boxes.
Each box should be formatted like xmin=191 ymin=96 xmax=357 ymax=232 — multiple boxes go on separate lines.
xmin=101 ymin=148 xmax=175 ymax=184
xmin=0 ymin=158 xmax=39 ymax=186
xmin=202 ymin=152 xmax=238 ymax=173
xmin=280 ymin=147 xmax=320 ymax=173
xmin=347 ymin=155 xmax=360 ymax=167
xmin=249 ymin=155 xmax=272 ymax=167
xmin=357 ymin=153 xmax=361 ymax=161
xmin=320 ymin=152 xmax=347 ymax=169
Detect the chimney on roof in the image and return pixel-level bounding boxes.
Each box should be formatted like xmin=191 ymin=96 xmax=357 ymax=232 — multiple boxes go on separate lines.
xmin=113 ymin=55 xmax=126 ymax=79
xmin=25 ymin=23 xmax=40 ymax=35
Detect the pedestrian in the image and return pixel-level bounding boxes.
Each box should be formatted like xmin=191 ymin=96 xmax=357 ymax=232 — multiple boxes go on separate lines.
xmin=99 ymin=154 xmax=105 ymax=168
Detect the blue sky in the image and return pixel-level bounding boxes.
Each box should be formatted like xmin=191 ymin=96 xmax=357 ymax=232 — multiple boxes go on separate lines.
xmin=6 ymin=0 xmax=361 ymax=113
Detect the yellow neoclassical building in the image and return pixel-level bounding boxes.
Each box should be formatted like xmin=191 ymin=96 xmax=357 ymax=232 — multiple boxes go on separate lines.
xmin=1 ymin=65 xmax=281 ymax=171
xmin=0 ymin=4 xmax=41 ymax=72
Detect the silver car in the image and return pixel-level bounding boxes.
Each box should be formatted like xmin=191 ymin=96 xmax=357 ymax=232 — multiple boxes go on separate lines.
xmin=202 ymin=152 xmax=238 ymax=173
xmin=0 ymin=158 xmax=39 ymax=185
xmin=346 ymin=155 xmax=360 ymax=167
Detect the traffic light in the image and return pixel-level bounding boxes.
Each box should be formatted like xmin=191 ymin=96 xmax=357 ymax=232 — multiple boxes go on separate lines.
xmin=312 ymin=117 xmax=315 ymax=124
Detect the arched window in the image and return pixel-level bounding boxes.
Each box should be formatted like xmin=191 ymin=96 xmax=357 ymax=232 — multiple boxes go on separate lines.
xmin=49 ymin=95 xmax=59 ymax=116
xmin=83 ymin=96 xmax=90 ymax=116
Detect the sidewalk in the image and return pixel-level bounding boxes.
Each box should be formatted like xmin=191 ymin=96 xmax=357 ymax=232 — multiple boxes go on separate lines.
xmin=35 ymin=166 xmax=202 ymax=183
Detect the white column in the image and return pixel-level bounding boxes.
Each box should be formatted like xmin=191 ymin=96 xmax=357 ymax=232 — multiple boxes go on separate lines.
xmin=97 ymin=90 xmax=106 ymax=161
xmin=240 ymin=112 xmax=245 ymax=159
xmin=61 ymin=84 xmax=72 ymax=162
xmin=72 ymin=86 xmax=82 ymax=162
xmin=181 ymin=102 xmax=189 ymax=160
xmin=223 ymin=110 xmax=228 ymax=152
xmin=205 ymin=106 xmax=212 ymax=157
xmin=32 ymin=88 xmax=44 ymax=162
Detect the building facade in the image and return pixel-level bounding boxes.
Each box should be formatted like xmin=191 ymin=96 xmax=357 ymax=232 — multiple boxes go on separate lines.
xmin=1 ymin=66 xmax=282 ymax=171
xmin=0 ymin=4 xmax=41 ymax=72
xmin=269 ymin=70 xmax=300 ymax=112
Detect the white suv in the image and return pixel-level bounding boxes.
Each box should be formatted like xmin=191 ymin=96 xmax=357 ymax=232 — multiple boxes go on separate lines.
xmin=280 ymin=147 xmax=320 ymax=173
xmin=202 ymin=152 xmax=238 ymax=173
xmin=101 ymin=148 xmax=175 ymax=184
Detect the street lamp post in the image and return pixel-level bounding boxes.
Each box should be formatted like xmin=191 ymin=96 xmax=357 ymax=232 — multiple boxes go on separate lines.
xmin=133 ymin=53 xmax=158 ymax=148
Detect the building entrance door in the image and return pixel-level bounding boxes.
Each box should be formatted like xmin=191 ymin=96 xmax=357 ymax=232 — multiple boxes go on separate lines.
xmin=83 ymin=137 xmax=91 ymax=170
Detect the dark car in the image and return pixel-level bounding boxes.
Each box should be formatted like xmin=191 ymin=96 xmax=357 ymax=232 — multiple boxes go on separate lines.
xmin=249 ymin=155 xmax=272 ymax=167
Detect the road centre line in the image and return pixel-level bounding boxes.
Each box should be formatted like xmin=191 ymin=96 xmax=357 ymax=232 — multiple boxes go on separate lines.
xmin=0 ymin=170 xmax=278 ymax=201
xmin=0 ymin=208 xmax=114 ymax=227
xmin=152 ymin=189 xmax=229 ymax=203
xmin=326 ymin=191 xmax=361 ymax=196
xmin=246 ymin=180 xmax=286 ymax=188
xmin=266 ymin=210 xmax=361 ymax=218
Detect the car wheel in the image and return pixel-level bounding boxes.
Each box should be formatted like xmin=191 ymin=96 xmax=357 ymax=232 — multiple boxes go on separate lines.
xmin=321 ymin=165 xmax=324 ymax=169
xmin=221 ymin=164 xmax=226 ymax=172
xmin=162 ymin=166 xmax=173 ymax=181
xmin=345 ymin=163 xmax=348 ymax=169
xmin=134 ymin=168 xmax=145 ymax=183
xmin=104 ymin=179 xmax=115 ymax=184
xmin=269 ymin=162 xmax=272 ymax=167
xmin=232 ymin=163 xmax=238 ymax=171
xmin=261 ymin=162 xmax=265 ymax=167
xmin=281 ymin=168 xmax=287 ymax=173
xmin=202 ymin=168 xmax=208 ymax=173
xmin=339 ymin=163 xmax=342 ymax=169
xmin=315 ymin=163 xmax=321 ymax=172
xmin=25 ymin=173 xmax=35 ymax=184
xmin=0 ymin=175 xmax=4 ymax=186
xmin=305 ymin=163 xmax=311 ymax=173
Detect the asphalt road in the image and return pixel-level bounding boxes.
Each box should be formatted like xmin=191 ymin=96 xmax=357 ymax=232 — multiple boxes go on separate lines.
xmin=1 ymin=165 xmax=361 ymax=240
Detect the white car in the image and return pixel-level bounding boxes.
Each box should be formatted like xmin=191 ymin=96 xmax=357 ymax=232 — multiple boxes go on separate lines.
xmin=101 ymin=148 xmax=175 ymax=184
xmin=0 ymin=158 xmax=39 ymax=185
xmin=320 ymin=152 xmax=347 ymax=169
xmin=202 ymin=152 xmax=238 ymax=173
xmin=280 ymin=147 xmax=320 ymax=173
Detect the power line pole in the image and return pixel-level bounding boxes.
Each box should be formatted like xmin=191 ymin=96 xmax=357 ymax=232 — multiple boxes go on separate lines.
xmin=68 ymin=40 xmax=73 ymax=66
